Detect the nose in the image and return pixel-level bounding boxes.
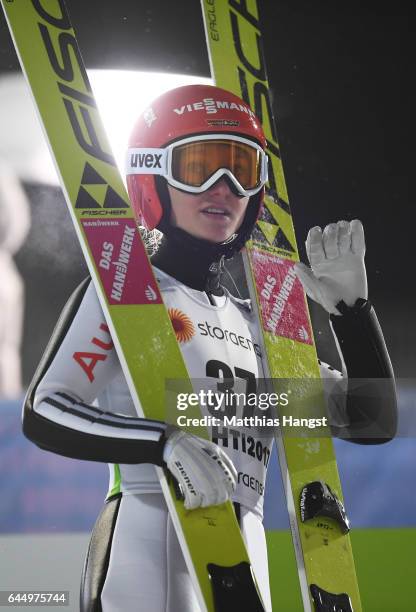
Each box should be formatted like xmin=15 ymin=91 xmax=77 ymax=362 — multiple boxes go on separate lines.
xmin=207 ymin=176 xmax=245 ymax=198
xmin=207 ymin=177 xmax=232 ymax=195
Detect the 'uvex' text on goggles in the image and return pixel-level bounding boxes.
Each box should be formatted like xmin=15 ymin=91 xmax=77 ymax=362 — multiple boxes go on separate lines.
xmin=126 ymin=134 xmax=268 ymax=197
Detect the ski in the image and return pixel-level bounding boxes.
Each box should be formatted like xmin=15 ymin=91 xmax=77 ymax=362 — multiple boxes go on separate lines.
xmin=0 ymin=2 xmax=265 ymax=611
xmin=200 ymin=1 xmax=362 ymax=610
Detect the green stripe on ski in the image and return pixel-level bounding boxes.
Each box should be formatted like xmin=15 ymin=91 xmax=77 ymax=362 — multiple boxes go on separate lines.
xmin=201 ymin=1 xmax=362 ymax=610
xmin=108 ymin=463 xmax=121 ymax=498
xmin=1 ymin=2 xmax=262 ymax=611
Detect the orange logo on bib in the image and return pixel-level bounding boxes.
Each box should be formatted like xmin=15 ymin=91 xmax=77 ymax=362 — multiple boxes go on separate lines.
xmin=168 ymin=308 xmax=195 ymax=343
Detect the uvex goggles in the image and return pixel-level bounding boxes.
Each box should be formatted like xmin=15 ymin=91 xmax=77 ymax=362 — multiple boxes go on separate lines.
xmin=126 ymin=134 xmax=268 ymax=197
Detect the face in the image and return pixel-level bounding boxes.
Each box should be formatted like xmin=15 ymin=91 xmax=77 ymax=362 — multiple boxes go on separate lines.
xmin=168 ymin=179 xmax=250 ymax=243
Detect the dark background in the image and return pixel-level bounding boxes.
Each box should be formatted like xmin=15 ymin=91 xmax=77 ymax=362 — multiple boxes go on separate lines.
xmin=0 ymin=0 xmax=413 ymax=380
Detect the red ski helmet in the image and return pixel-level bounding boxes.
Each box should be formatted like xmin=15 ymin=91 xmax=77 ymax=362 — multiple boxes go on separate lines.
xmin=126 ymin=83 xmax=267 ymax=238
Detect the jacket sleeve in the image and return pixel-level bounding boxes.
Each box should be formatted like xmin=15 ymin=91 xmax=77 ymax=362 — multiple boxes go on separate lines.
xmin=325 ymin=298 xmax=398 ymax=444
xmin=23 ymin=278 xmax=167 ymax=465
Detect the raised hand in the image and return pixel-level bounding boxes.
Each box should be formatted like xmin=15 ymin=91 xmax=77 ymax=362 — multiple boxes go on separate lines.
xmin=295 ymin=220 xmax=367 ymax=315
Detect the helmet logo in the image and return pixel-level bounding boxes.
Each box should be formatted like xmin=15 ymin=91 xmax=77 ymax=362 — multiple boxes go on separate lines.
xmin=173 ymin=97 xmax=256 ymax=118
xmin=207 ymin=119 xmax=240 ymax=127
xmin=143 ymin=107 xmax=157 ymax=127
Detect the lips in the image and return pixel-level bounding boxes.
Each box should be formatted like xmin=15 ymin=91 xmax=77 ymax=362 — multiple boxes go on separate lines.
xmin=201 ymin=206 xmax=231 ymax=217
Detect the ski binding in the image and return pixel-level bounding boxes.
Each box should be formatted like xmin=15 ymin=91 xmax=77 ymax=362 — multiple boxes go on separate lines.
xmin=310 ymin=584 xmax=353 ymax=611
xmin=300 ymin=481 xmax=350 ymax=534
xmin=207 ymin=562 xmax=265 ymax=611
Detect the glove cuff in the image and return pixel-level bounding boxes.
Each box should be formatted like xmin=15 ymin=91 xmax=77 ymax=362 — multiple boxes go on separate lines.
xmin=162 ymin=427 xmax=183 ymax=464
xmin=332 ymin=297 xmax=371 ymax=317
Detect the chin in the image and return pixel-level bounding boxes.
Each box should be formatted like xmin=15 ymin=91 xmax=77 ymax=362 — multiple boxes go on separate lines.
xmin=203 ymin=232 xmax=232 ymax=244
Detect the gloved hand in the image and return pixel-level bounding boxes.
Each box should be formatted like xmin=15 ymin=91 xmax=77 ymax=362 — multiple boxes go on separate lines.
xmin=294 ymin=219 xmax=368 ymax=315
xmin=163 ymin=429 xmax=237 ymax=510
